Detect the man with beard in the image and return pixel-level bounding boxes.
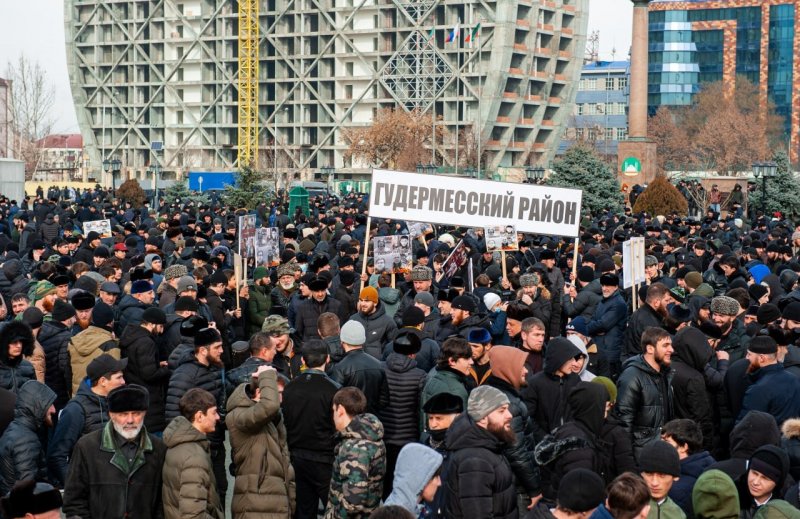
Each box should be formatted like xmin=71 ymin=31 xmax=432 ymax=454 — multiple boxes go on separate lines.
xmin=350 ymin=286 xmax=396 ymax=359
xmin=485 ymin=346 xmax=542 ymax=512
xmin=736 ymin=335 xmax=800 ymax=426
xmin=443 ymin=385 xmax=519 ymax=519
xmin=710 ymin=295 xmax=750 ymax=363
xmin=270 ymin=264 xmax=298 ymax=318
xmin=63 ymin=384 xmax=167 ymax=519
xmin=439 ymin=295 xmax=488 ymax=341
xmin=622 ymin=283 xmax=669 ymax=361
xmin=70 ymin=291 xmax=95 ymax=333
xmin=30 ymin=281 xmax=57 ymax=315
xmin=165 ymin=327 xmax=228 ymax=502
xmin=615 ymin=327 xmax=675 ymax=459
xmin=394 ymin=265 xmax=437 ymax=328
xmin=0 ymin=380 xmax=57 ymax=495
xmin=467 ymin=327 xmax=494 ymax=386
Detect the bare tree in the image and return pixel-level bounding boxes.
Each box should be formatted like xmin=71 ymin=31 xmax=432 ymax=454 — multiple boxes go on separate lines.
xmin=6 ymin=54 xmax=56 ymax=178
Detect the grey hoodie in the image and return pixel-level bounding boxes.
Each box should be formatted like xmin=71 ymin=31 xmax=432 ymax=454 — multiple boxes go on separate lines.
xmin=384 ymin=442 xmax=443 ymax=514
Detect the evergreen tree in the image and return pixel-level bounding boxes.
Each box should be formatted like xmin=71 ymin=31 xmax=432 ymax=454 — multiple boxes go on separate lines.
xmin=632 ymin=174 xmax=688 ymax=216
xmin=163 ymin=181 xmax=210 ymax=206
xmin=749 ymin=150 xmax=800 ymax=220
xmin=221 ymin=165 xmax=271 ymax=209
xmin=547 ymin=143 xmax=624 ymax=215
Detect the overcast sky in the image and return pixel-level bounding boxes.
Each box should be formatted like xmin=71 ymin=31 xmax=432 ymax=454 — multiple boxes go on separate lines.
xmin=0 ymin=0 xmax=631 ymax=135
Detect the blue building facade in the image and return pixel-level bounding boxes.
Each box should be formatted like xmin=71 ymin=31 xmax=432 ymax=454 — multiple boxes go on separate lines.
xmin=558 ymin=60 xmax=630 ymax=156
xmin=648 ymin=0 xmax=796 ymax=146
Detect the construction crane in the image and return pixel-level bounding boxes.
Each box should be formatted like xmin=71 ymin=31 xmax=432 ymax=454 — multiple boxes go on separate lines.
xmin=238 ymin=0 xmax=259 ymax=168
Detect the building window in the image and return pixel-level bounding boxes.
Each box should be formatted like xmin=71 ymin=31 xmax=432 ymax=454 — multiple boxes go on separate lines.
xmin=617 ymin=77 xmax=628 ymax=90
xmin=605 ymin=128 xmax=614 ymax=140
xmin=576 ymin=104 xmax=583 ymax=115
xmin=605 ymin=77 xmax=614 ymax=90
xmin=616 ymin=128 xmax=627 ymax=140
xmin=585 ymin=78 xmax=597 ymax=91
xmin=575 ymin=128 xmax=584 ymax=139
xmin=345 ymin=84 xmax=353 ymax=99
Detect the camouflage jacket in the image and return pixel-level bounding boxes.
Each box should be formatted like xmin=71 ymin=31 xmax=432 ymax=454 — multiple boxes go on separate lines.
xmin=324 ymin=413 xmax=386 ymax=519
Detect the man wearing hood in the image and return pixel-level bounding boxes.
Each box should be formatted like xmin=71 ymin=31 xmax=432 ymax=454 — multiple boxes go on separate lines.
xmin=226 ymin=365 xmax=295 ymax=519
xmin=534 ymin=381 xmax=610 ymax=502
xmin=0 ymin=321 xmax=36 ymax=393
xmin=708 ymin=411 xmax=780 ymax=483
xmin=384 ymin=443 xmax=442 ymax=518
xmin=671 ymin=327 xmax=714 ymax=451
xmin=68 ymin=302 xmax=119 ymax=396
xmin=1 ymin=259 xmax=32 ymax=305
xmin=737 ymin=335 xmax=800 ymax=426
xmin=0 ymin=380 xmax=56 ymax=496
xmin=351 ymin=285 xmax=396 ymax=360
xmin=325 ymin=387 xmax=385 ymax=519
xmin=443 ymin=385 xmax=518 ymax=519
xmin=737 ymin=445 xmax=791 ymax=519
xmin=615 ymin=326 xmax=675 ymax=459
xmin=486 ymin=345 xmax=542 ymax=511
xmin=522 ymin=337 xmax=583 ymax=443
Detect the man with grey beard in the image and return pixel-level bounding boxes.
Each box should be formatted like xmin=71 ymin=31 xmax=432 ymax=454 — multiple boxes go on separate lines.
xmin=63 ymin=384 xmax=167 ymax=519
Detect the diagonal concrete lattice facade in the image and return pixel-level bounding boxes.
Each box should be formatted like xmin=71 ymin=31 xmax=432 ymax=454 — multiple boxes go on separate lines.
xmin=65 ymin=0 xmax=588 ymax=180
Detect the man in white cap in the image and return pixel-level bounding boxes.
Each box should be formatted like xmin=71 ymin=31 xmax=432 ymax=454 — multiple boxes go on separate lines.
xmin=329 ymin=320 xmax=388 ymax=415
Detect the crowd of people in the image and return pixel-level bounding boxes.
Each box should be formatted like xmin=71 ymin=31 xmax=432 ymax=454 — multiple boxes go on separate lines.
xmin=0 ymin=184 xmax=800 ymax=519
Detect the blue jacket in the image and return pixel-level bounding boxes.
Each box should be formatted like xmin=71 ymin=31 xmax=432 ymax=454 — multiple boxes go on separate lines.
xmin=669 ymin=450 xmax=716 ymax=517
xmin=586 ymin=290 xmax=627 ymax=360
xmin=737 ymin=363 xmax=800 ymax=426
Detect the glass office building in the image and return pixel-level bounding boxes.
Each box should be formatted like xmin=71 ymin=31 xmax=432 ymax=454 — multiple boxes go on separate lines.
xmin=648 ymin=0 xmax=799 ymax=159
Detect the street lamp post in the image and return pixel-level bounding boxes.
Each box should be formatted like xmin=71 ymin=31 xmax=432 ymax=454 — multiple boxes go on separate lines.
xmin=110 ymin=157 xmax=121 ymax=192
xmin=103 ymin=159 xmax=111 ymax=189
xmin=149 ymin=163 xmax=162 ymax=207
xmin=752 ymin=161 xmax=778 ymax=217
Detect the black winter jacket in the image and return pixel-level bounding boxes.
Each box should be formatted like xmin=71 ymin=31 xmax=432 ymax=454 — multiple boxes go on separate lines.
xmin=166 ymin=357 xmax=225 ymax=445
xmin=443 ymin=413 xmax=518 ymax=519
xmin=294 ymin=295 xmax=347 ymax=341
xmin=522 ymin=339 xmax=583 ymax=443
xmin=281 ymin=369 xmax=340 ymax=462
xmin=622 ymin=303 xmax=663 ymax=361
xmin=671 ymin=327 xmax=714 ymax=451
xmin=379 ymin=353 xmax=426 ymax=446
xmin=39 ymin=319 xmax=73 ymax=409
xmin=120 ymin=325 xmax=170 ymax=432
xmin=0 ymin=320 xmax=36 ymax=393
xmin=225 ymin=356 xmax=271 ymax=396
xmin=0 ymin=380 xmax=56 ymax=496
xmin=329 ymin=348 xmax=389 ymax=416
xmin=46 ymin=380 xmax=110 ymax=488
xmin=486 ymin=375 xmax=541 ymax=498
xmin=614 ymin=355 xmax=674 ymax=459
xmin=350 ymin=303 xmax=397 ymax=359
xmin=116 ymin=294 xmax=151 ymax=337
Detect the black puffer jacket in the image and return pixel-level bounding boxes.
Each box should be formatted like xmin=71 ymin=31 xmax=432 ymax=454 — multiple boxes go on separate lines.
xmin=329 ymin=349 xmax=389 ymax=416
xmin=0 ymin=380 xmax=56 ymax=496
xmin=535 ymin=382 xmax=611 ymax=501
xmin=38 ymin=319 xmax=73 ymax=409
xmin=443 ymin=413 xmax=518 ymax=519
xmin=120 ymin=325 xmax=170 ymax=432
xmin=38 ymin=214 xmax=60 ymax=243
xmin=522 ymin=338 xmax=582 ymax=443
xmin=621 ymin=303 xmax=663 ymax=361
xmin=225 ymin=356 xmax=271 ymax=396
xmin=671 ymin=327 xmax=714 ymax=451
xmin=166 ymin=357 xmax=225 ymax=444
xmin=350 ymin=303 xmax=397 ymax=359
xmin=378 ymin=353 xmax=426 ymax=446
xmin=0 ymin=320 xmax=36 ymax=393
xmin=116 ymin=294 xmax=151 ymax=337
xmin=294 ymin=295 xmax=347 ymax=341
xmin=486 ymin=375 xmax=541 ymax=498
xmin=614 ymin=355 xmax=674 ymax=459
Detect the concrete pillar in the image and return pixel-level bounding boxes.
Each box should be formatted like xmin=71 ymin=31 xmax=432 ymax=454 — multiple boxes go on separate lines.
xmin=629 ymin=0 xmax=651 ymax=139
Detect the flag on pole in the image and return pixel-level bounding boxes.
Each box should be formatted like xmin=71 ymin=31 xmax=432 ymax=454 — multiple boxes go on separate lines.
xmin=445 ymin=23 xmax=460 ymax=43
xmin=464 ymin=23 xmax=481 ymax=43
